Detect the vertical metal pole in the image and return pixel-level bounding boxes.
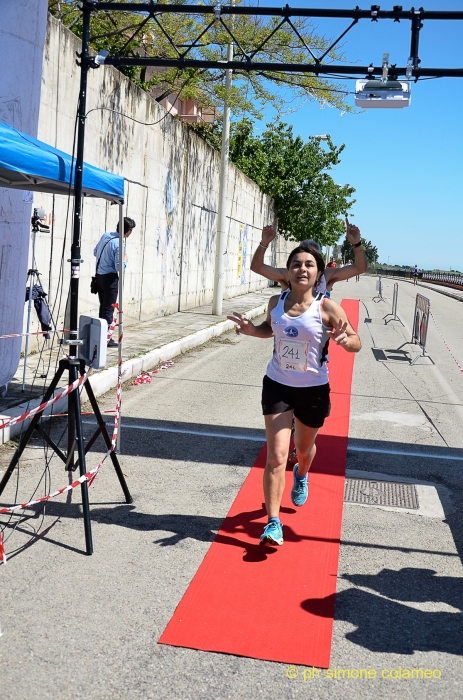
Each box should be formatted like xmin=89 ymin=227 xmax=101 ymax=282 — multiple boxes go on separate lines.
xmin=116 ymin=201 xmax=124 ymax=453
xmin=70 ymin=2 xmax=93 ymax=555
xmin=22 ymin=227 xmax=37 ymax=391
xmin=410 ymin=10 xmax=422 ymax=68
xmin=212 ymin=4 xmax=233 ymax=316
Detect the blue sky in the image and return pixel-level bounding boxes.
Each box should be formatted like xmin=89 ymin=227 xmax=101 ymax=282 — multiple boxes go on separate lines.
xmin=253 ymin=1 xmax=463 ymax=270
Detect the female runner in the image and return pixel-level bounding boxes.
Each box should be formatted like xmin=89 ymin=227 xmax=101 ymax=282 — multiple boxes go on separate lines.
xmin=228 ymin=244 xmax=361 ymax=546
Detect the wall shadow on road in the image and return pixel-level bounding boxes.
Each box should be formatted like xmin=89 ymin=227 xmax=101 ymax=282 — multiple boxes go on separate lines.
xmin=3 ymin=429 xmax=462 ymax=569
xmin=79 ymin=416 xmax=265 ymax=467
xmin=302 ymin=567 xmax=463 ymax=656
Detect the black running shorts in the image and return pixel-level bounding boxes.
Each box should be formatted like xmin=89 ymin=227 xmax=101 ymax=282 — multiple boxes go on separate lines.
xmin=261 ymin=375 xmax=331 ymax=428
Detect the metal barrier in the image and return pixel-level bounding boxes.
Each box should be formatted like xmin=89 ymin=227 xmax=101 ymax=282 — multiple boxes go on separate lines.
xmin=398 ymin=293 xmax=434 ymax=366
xmin=383 ymin=282 xmax=404 ymax=325
xmin=369 ymin=268 xmax=419 ymax=279
xmin=372 ymin=276 xmax=386 ymax=303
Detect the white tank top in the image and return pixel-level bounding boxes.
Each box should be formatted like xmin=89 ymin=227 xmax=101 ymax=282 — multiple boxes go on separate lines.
xmin=266 ymin=291 xmax=330 ymax=388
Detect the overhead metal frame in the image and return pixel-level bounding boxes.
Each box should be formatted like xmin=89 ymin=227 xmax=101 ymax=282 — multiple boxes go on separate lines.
xmin=85 ymin=2 xmax=463 ymax=78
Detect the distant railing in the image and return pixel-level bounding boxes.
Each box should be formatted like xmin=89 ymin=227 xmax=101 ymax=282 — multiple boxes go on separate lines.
xmin=367 ymin=268 xmax=463 ymax=289
xmin=422 ymin=271 xmax=463 ymax=287
xmin=367 ymin=268 xmax=418 ymax=279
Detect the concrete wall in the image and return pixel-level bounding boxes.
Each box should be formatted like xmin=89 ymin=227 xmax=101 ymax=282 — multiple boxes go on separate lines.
xmin=25 ymin=14 xmax=292 ymax=350
xmin=0 ymin=0 xmax=49 ymax=386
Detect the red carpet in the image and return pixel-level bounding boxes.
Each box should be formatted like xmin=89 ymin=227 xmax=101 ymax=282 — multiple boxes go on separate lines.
xmin=159 ymin=300 xmax=359 ymax=667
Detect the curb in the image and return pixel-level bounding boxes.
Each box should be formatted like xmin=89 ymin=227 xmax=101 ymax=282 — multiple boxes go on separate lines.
xmin=0 ymin=303 xmax=267 ymax=443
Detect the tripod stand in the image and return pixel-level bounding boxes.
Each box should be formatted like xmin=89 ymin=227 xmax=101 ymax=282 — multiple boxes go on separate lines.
xmin=22 ymin=212 xmax=55 ymax=391
xmin=0 ymin=9 xmax=132 ymax=556
xmin=0 ymin=357 xmax=132 ymax=555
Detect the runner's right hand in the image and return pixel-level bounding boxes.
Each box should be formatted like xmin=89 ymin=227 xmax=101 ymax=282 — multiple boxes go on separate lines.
xmin=261 ymin=219 xmax=278 ymax=246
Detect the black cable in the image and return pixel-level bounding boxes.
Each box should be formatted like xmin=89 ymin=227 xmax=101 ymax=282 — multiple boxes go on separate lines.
xmin=85 ymin=68 xmax=198 ymax=126
xmin=0 ymin=102 xmax=81 ymax=555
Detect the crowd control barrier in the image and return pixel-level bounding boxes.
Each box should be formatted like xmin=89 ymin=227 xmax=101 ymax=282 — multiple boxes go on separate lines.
xmin=398 ymin=294 xmax=434 ymax=366
xmin=372 ymin=276 xmax=386 ymax=303
xmin=383 ymin=283 xmax=404 ymax=326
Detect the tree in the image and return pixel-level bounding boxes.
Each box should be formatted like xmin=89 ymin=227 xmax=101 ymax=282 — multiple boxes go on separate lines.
xmin=191 ymin=118 xmax=356 ymax=247
xmin=341 ymin=237 xmax=378 ymax=266
xmin=48 ymin=0 xmax=352 ymax=118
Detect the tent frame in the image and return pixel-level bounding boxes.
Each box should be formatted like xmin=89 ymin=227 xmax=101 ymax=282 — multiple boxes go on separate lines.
xmin=0 ymin=14 xmax=131 ymax=555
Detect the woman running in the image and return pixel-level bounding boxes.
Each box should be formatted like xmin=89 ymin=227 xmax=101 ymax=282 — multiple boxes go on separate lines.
xmin=228 ymin=244 xmax=361 ymax=546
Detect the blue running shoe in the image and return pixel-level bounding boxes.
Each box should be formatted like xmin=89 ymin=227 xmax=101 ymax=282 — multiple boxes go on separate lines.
xmin=259 ymin=521 xmax=283 ymax=546
xmin=291 ymin=463 xmax=309 ymax=507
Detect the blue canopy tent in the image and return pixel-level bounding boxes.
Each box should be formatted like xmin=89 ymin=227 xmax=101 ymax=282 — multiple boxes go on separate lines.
xmin=0 ymin=120 xmax=124 ymax=202
xmin=0 ymin=121 xmax=125 ymax=446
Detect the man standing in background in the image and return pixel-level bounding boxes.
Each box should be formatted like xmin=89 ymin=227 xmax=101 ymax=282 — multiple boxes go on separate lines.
xmin=94 ymin=217 xmax=135 ymax=347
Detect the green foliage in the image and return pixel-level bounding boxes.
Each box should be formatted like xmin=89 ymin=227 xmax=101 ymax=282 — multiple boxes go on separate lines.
xmin=190 ymin=118 xmax=356 ymax=247
xmin=341 ymin=237 xmax=378 ymax=265
xmin=48 ymin=0 xmax=352 ymax=118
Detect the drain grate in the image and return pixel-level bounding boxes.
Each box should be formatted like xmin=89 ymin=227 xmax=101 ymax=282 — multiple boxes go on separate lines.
xmin=344 ymin=478 xmax=419 ymax=510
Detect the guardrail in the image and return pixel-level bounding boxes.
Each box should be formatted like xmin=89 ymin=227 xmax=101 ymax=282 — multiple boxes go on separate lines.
xmin=422 ymin=272 xmax=463 ymax=288
xmin=368 ymin=268 xmax=420 ymax=279
xmin=368 ymin=269 xmax=463 ymax=291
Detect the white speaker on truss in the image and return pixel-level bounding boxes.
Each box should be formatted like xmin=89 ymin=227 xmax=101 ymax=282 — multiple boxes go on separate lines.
xmin=355 ymin=78 xmax=411 ymax=108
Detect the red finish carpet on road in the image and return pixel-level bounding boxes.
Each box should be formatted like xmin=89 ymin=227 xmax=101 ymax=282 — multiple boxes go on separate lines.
xmin=159 ymin=299 xmax=359 ymax=667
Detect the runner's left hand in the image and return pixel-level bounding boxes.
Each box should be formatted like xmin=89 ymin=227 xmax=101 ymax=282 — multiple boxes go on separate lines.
xmin=227 ymin=312 xmax=255 ymax=336
xmin=328 ymin=319 xmax=349 ymax=346
xmin=345 ymin=217 xmax=361 ymax=246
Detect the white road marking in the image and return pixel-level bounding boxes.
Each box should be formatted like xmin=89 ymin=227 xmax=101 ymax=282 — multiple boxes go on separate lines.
xmin=348 ymin=445 xmax=463 ymax=461
xmin=81 ymin=420 xmax=264 ymax=442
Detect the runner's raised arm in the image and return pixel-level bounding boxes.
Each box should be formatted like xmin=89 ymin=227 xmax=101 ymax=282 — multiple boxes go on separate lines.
xmin=250 ymin=219 xmax=289 ymax=287
xmin=325 ymin=218 xmax=367 ymax=286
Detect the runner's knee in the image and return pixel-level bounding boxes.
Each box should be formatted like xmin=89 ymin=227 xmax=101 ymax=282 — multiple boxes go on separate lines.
xmin=266 ymin=451 xmax=288 ymax=471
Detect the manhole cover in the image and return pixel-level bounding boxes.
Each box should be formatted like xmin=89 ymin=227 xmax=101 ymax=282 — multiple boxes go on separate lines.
xmin=344 ymin=478 xmax=419 ymax=509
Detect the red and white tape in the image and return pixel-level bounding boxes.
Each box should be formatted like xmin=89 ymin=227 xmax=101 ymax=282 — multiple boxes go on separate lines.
xmin=0 ymin=305 xmax=124 ymax=563
xmin=107 ymin=304 xmax=119 ymax=342
xmin=429 ymin=310 xmax=463 ymax=373
xmin=0 ymin=367 xmax=123 ymax=562
xmin=0 ymin=328 xmax=70 ymax=340
xmin=0 ymin=367 xmax=92 ymax=433
xmin=0 ymin=531 xmax=6 ymax=565
xmin=0 ymin=307 xmax=120 ymax=434
xmin=132 ymin=361 xmax=174 ymax=385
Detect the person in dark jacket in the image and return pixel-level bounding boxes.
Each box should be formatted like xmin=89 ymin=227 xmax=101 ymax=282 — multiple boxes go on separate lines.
xmin=93 ymin=217 xmax=135 ymax=347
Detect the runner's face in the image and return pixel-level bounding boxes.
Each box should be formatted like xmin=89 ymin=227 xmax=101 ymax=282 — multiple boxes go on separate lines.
xmin=288 ymin=252 xmax=319 ymax=288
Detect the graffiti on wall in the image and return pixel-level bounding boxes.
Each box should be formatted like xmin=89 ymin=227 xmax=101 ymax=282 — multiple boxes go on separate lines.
xmin=237 ymin=223 xmax=248 ymax=284
xmin=158 ymin=171 xmax=176 ymax=300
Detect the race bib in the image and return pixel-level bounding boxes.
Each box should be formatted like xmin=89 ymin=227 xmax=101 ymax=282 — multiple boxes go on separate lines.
xmin=277 ymin=338 xmax=310 ymax=372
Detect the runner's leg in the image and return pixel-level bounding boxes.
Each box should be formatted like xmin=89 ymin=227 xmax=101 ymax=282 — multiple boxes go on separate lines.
xmin=293 ymin=418 xmax=319 ymax=479
xmin=263 ymin=411 xmax=293 ymax=518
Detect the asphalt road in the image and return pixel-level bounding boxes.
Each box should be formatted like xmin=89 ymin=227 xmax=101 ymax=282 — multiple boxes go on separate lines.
xmin=0 ymin=276 xmax=462 ymax=700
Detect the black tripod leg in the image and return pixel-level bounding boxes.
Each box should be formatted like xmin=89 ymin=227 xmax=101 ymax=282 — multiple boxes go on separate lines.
xmin=70 ymin=362 xmax=93 ymax=555
xmin=0 ymin=362 xmax=66 ymax=497
xmin=83 ymin=378 xmax=133 ymax=504
xmin=34 ymin=423 xmax=67 ymax=464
